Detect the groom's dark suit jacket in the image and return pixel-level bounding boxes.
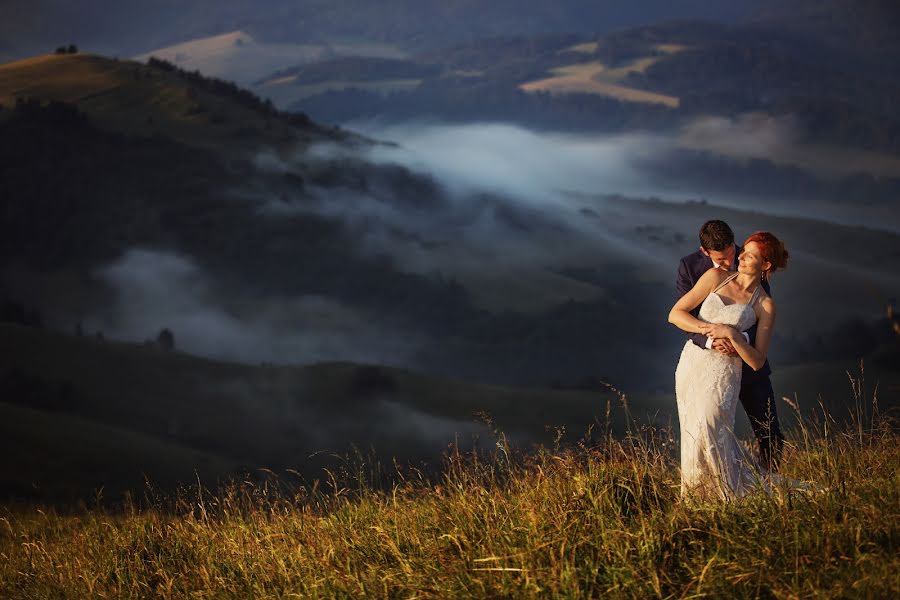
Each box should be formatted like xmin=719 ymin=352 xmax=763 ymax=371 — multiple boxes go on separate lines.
xmin=676 ymin=246 xmax=771 ymax=382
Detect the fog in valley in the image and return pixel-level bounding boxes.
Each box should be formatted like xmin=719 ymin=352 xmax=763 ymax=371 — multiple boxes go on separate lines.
xmin=93 ymin=248 xmax=425 ymax=367
xmin=84 ymin=119 xmax=900 ymax=389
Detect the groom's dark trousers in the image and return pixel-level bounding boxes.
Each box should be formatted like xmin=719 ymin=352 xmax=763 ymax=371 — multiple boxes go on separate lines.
xmin=677 ymin=247 xmax=785 ymax=470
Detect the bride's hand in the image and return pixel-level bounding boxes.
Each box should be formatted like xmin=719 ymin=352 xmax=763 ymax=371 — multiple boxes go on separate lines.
xmin=705 ymin=323 xmax=737 ymax=341
xmin=697 ymin=323 xmax=715 ymax=337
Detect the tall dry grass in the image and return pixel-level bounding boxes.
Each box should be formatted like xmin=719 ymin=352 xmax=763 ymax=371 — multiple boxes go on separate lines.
xmin=1 ymin=372 xmax=898 ymax=598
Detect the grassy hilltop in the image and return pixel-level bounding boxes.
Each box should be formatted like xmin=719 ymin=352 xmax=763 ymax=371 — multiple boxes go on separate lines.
xmin=1 ymin=397 xmax=897 ymax=598
xmin=0 ymin=52 xmax=331 ymax=153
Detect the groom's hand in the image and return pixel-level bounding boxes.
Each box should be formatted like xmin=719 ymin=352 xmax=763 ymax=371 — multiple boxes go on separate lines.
xmin=712 ymin=338 xmax=737 ymax=356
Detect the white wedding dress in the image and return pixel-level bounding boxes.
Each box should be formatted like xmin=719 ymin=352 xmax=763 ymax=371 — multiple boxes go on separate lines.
xmin=674 ymin=273 xmax=810 ymax=501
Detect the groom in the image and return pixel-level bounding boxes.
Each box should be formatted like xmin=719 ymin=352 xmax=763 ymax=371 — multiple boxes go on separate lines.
xmin=676 ymin=219 xmax=784 ymax=471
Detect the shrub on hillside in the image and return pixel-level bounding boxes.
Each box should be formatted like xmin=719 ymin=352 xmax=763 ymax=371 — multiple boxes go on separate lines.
xmin=157 ymin=328 xmax=175 ymax=352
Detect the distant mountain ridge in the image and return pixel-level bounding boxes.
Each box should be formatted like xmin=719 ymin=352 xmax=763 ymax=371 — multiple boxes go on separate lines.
xmin=280 ymin=18 xmax=900 ymax=165
xmin=2 ymin=0 xmax=764 ymax=61
xmin=5 ymin=0 xmax=898 ymax=72
xmin=749 ymin=0 xmax=900 ymax=72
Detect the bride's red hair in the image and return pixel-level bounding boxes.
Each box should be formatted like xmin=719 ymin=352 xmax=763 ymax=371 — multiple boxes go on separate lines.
xmin=743 ymin=231 xmax=788 ymax=276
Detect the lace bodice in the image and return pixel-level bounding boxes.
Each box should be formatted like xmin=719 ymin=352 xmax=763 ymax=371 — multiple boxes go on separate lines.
xmin=697 ymin=291 xmax=758 ymax=331
xmin=697 ymin=272 xmax=760 ymax=331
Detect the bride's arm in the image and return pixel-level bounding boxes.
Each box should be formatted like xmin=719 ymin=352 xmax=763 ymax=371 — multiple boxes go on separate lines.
xmin=712 ymin=297 xmax=776 ymax=371
xmin=668 ymin=268 xmax=723 ymax=335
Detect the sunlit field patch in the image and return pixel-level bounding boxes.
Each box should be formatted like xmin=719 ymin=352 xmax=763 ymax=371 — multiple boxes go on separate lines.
xmin=519 ymin=59 xmax=679 ymax=107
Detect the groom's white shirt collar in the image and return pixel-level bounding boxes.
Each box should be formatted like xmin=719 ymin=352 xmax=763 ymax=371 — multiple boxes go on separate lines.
xmin=710 ymin=258 xmax=735 ymax=271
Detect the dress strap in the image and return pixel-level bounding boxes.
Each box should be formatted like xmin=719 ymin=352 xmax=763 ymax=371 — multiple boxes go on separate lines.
xmin=712 ymin=271 xmax=739 ymax=293
xmin=748 ymin=280 xmax=763 ymax=306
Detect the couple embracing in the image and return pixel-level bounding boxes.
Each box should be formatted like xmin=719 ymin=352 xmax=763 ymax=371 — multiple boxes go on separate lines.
xmin=668 ymin=220 xmax=815 ymax=501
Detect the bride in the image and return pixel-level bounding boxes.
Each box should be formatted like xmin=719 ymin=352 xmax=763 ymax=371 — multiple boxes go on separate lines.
xmin=668 ymin=231 xmax=806 ymax=501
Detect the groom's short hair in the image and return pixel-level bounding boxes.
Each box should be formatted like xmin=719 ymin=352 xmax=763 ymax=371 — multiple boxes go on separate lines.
xmin=699 ymin=220 xmax=734 ymax=251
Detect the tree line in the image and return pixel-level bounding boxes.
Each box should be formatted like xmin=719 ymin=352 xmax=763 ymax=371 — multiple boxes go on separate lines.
xmin=146 ymin=57 xmax=314 ymax=130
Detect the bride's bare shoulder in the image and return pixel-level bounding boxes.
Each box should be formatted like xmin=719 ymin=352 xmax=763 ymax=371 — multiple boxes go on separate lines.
xmin=753 ymin=292 xmax=776 ymax=320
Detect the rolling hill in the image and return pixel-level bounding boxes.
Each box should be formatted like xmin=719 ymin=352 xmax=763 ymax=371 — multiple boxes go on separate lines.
xmin=0 ymin=321 xmax=654 ymax=504
xmin=0 ymin=52 xmax=332 ymax=155
xmin=134 ymin=30 xmax=409 ymax=90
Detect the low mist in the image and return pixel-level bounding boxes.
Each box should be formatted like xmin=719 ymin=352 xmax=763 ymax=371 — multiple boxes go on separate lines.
xmin=92 ymin=248 xmax=424 ymax=366
xmin=346 ymin=118 xmax=899 ymax=228
xmin=70 ymin=120 xmax=900 ymax=393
